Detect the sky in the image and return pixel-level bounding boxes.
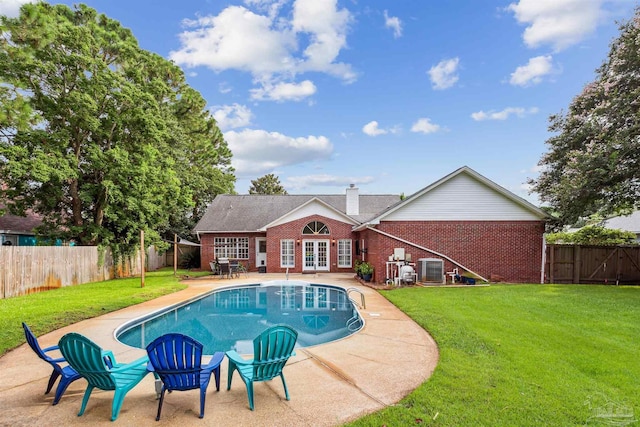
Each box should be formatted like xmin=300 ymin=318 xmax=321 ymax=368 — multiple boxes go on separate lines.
xmin=1 ymin=0 xmax=637 ymax=203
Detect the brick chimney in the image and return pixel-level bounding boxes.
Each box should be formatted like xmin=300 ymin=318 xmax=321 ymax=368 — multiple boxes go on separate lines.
xmin=346 ymin=184 xmax=359 ymax=216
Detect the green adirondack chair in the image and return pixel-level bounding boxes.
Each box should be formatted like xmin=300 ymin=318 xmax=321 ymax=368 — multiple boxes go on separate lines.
xmin=58 ymin=332 xmax=152 ymax=421
xmin=226 ymin=325 xmax=298 ymax=410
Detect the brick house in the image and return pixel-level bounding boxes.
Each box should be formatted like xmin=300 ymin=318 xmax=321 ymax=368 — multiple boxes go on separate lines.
xmin=194 ymin=166 xmax=548 ymax=283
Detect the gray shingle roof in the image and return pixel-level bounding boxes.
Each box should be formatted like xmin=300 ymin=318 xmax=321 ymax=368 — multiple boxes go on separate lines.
xmin=0 ymin=205 xmax=42 ymax=234
xmin=603 ymin=210 xmax=640 ymax=234
xmin=193 ymin=194 xmax=400 ymax=233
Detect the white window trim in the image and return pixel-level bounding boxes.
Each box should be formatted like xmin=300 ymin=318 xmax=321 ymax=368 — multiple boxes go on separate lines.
xmin=214 ymin=237 xmax=249 ymax=259
xmin=337 ymin=239 xmax=352 ymax=268
xmin=280 ymin=239 xmax=295 ymax=268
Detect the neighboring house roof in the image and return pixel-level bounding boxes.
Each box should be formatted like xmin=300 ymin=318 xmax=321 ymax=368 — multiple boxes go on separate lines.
xmin=602 ymin=211 xmax=640 ymax=234
xmin=193 ymin=194 xmax=400 ymax=234
xmin=0 ymin=205 xmax=43 ymax=235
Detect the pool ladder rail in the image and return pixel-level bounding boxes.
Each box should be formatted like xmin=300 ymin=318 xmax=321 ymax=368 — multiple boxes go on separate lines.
xmin=346 ymin=312 xmax=362 ymax=332
xmin=346 ymin=287 xmax=366 ymax=310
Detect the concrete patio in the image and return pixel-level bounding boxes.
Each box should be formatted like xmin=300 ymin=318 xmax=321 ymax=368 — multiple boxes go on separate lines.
xmin=0 ymin=273 xmax=438 ymax=427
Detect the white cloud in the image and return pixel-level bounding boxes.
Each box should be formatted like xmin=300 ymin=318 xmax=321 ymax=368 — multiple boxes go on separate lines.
xmin=292 ymin=0 xmax=356 ymax=81
xmin=510 ymin=55 xmax=553 ymax=86
xmin=218 ymin=82 xmax=233 ymax=94
xmin=471 ymin=107 xmax=539 ymax=121
xmin=0 ymin=0 xmax=34 ymax=17
xmin=170 ymin=1 xmax=356 ymax=100
xmin=250 ymin=80 xmax=317 ymax=102
xmin=507 ymin=0 xmax=604 ymax=51
xmin=243 ymin=0 xmax=288 ymax=17
xmin=285 ymin=174 xmax=375 ymax=190
xmin=411 ymin=118 xmax=441 ymax=134
xmin=428 ymin=58 xmax=460 ymax=90
xmin=225 ymin=129 xmax=333 ymax=176
xmin=170 ymin=6 xmax=296 ymax=76
xmin=362 ymin=121 xmax=388 ymax=136
xmin=384 ymin=10 xmax=403 ymax=38
xmin=211 ymin=104 xmax=253 ymax=130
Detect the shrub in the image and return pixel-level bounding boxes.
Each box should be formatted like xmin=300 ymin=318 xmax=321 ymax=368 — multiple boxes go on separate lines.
xmin=359 ymin=262 xmax=374 ymax=275
xmin=179 ymin=251 xmax=201 ymax=269
xmin=546 ymin=225 xmax=637 ymax=245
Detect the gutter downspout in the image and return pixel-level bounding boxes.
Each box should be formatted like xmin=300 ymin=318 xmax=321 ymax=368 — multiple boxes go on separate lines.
xmin=540 ymin=234 xmax=546 ymax=284
xmin=366 ymin=226 xmax=490 ymax=283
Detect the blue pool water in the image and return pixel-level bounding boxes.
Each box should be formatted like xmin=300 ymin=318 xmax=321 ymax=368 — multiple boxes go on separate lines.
xmin=116 ymin=280 xmax=363 ymax=355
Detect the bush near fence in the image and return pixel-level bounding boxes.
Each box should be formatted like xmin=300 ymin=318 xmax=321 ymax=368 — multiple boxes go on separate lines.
xmin=0 ymin=246 xmax=166 ymax=299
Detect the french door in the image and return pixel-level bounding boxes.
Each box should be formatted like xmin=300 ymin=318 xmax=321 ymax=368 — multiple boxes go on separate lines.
xmin=302 ymin=240 xmax=329 ymax=271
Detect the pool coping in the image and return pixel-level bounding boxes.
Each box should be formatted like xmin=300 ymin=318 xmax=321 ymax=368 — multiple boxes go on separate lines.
xmin=0 ymin=273 xmax=439 ymax=427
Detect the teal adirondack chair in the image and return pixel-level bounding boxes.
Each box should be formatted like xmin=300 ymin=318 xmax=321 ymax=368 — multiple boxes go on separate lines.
xmin=226 ymin=325 xmax=298 ymax=410
xmin=58 ymin=332 xmax=152 ymax=421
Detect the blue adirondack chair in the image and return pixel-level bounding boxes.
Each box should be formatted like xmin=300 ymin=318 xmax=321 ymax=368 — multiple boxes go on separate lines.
xmin=22 ymin=322 xmax=82 ymax=405
xmin=226 ymin=325 xmax=298 ymax=410
xmin=146 ymin=333 xmax=224 ymax=420
xmin=58 ymin=332 xmax=152 ymax=421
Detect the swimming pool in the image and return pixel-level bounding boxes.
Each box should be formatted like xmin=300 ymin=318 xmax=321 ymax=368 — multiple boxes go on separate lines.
xmin=116 ymin=280 xmax=363 ymax=355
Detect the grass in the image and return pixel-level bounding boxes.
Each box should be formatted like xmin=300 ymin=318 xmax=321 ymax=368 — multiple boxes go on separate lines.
xmin=346 ymin=284 xmax=640 ymax=426
xmin=0 ymin=268 xmax=208 ymax=357
xmin=2 ymin=276 xmax=639 ymax=426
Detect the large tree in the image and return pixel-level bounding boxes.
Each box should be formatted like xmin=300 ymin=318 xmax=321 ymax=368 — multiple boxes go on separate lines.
xmin=530 ymin=9 xmax=640 ymax=226
xmin=248 ymin=173 xmax=288 ymax=195
xmin=0 ymin=3 xmax=234 ymax=257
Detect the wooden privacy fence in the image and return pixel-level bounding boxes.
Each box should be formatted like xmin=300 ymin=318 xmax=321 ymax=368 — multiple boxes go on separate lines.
xmin=545 ymin=244 xmax=640 ymax=284
xmin=0 ymin=246 xmax=166 ymax=299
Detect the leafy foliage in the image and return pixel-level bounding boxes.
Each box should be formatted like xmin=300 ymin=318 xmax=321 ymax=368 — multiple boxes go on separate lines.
xmin=545 ymin=225 xmax=637 ymax=245
xmin=356 ymin=261 xmax=373 ymax=275
xmin=530 ymin=8 xmax=640 ymax=226
xmin=179 ymin=250 xmax=201 ymax=269
xmin=0 ymin=3 xmax=234 ymax=261
xmin=248 ymin=173 xmax=288 ymax=195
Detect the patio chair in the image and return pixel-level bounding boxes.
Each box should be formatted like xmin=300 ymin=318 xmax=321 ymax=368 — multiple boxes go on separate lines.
xmin=209 ymin=261 xmax=218 ymax=275
xmin=146 ymin=333 xmax=224 ymax=420
xmin=226 ymin=325 xmax=298 ymax=410
xmin=218 ymin=259 xmax=231 ymax=279
xmin=58 ymin=332 xmax=152 ymax=421
xmin=233 ymin=262 xmax=249 ymax=278
xmin=22 ymin=322 xmax=82 ymax=405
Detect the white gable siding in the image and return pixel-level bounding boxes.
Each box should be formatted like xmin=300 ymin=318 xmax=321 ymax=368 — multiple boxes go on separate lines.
xmin=384 ymin=173 xmax=541 ymax=221
xmin=267 ymin=200 xmax=355 ymax=228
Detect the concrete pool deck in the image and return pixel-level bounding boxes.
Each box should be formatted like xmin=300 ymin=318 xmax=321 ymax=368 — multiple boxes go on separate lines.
xmin=0 ymin=273 xmax=438 ymax=427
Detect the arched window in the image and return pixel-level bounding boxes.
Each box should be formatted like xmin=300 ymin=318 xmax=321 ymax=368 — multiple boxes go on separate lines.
xmin=302 ymin=221 xmax=329 ymax=235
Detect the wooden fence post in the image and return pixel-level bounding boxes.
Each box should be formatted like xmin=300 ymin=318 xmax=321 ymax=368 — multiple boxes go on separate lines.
xmin=140 ymin=230 xmax=145 ymax=288
xmin=174 ymin=234 xmax=178 ymax=277
xmin=549 ymin=245 xmax=555 ymax=283
xmin=573 ymin=245 xmax=581 ymax=284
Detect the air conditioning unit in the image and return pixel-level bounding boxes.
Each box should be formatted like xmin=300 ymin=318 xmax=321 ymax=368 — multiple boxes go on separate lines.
xmin=417 ymin=258 xmax=444 ymax=283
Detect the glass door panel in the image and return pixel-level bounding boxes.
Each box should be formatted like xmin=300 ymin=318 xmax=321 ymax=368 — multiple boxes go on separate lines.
xmin=302 ymin=240 xmax=330 ymax=271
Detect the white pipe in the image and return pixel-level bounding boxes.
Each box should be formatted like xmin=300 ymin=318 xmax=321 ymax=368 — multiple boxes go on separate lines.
xmin=540 ymin=235 xmax=546 ymax=284
xmin=365 ymin=226 xmax=489 ymax=283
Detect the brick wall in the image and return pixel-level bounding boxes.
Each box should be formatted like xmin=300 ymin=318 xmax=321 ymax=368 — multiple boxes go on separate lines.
xmin=267 ymin=215 xmax=355 ymax=273
xmin=360 ymin=220 xmax=545 ymax=283
xmin=199 ymin=232 xmax=264 ymax=271
xmin=199 ymin=219 xmax=545 ymax=283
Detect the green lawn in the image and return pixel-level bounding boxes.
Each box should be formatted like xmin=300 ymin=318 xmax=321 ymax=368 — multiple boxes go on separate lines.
xmin=346 ymin=284 xmax=640 ymax=426
xmin=2 ymin=277 xmax=639 ymax=426
xmin=0 ymin=268 xmax=204 ymax=357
